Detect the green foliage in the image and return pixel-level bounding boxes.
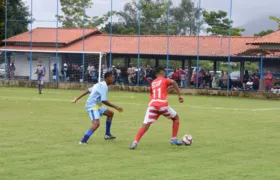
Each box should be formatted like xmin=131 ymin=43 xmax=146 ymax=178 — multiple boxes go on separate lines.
xmin=0 ymin=0 xmax=29 ymax=42
xmin=202 ymin=10 xmax=245 ymax=36
xmin=58 ymin=0 xmax=111 ymax=28
xmin=102 ymin=0 xmax=201 ymax=35
xmin=269 ymin=16 xmax=280 ymax=29
xmin=254 ymin=29 xmax=274 ymax=37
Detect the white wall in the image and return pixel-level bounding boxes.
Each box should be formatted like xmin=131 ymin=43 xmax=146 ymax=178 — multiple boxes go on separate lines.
xmin=14 ymin=52 xmax=62 ymax=82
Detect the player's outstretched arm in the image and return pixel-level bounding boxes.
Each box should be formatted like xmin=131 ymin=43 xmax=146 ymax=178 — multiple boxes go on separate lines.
xmin=102 ymin=100 xmax=123 ymax=112
xmin=170 ymin=80 xmax=184 ymax=103
xmin=72 ymin=89 xmax=90 ymax=103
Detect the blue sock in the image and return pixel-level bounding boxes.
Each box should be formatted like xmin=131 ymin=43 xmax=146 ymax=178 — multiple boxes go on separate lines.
xmin=81 ymin=128 xmax=94 ymax=143
xmin=106 ymin=120 xmax=112 ymax=135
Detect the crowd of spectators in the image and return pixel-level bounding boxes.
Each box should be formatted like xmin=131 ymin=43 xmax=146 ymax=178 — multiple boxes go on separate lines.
xmin=51 ymin=63 xmax=280 ymax=93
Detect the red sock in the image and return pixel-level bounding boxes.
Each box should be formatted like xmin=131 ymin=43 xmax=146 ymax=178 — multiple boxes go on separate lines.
xmin=134 ymin=127 xmax=147 ymax=143
xmin=172 ymin=120 xmax=180 ymax=139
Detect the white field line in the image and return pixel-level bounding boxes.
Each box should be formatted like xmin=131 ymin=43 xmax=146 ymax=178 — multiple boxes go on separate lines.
xmin=0 ymin=95 xmax=279 ymax=112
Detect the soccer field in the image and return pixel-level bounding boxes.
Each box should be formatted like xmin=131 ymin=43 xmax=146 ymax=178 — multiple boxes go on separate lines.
xmin=1 ymin=88 xmax=280 ymax=180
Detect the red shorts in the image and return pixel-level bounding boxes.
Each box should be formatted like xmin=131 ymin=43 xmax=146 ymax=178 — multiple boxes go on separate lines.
xmin=143 ymin=105 xmax=177 ymax=124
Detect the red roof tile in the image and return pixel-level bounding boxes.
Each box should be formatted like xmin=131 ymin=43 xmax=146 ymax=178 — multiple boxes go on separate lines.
xmin=236 ymin=48 xmax=280 ymax=57
xmin=248 ymin=29 xmax=280 ymax=45
xmin=0 ymin=28 xmax=261 ymax=57
xmin=4 ymin=27 xmax=101 ymax=45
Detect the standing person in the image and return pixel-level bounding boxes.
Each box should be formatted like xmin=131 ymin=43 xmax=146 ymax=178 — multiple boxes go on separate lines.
xmin=52 ymin=63 xmax=57 ymax=82
xmin=179 ymin=67 xmax=187 ymax=88
xmin=129 ymin=67 xmax=184 ymax=149
xmin=127 ymin=63 xmax=135 ymax=85
xmin=35 ymin=61 xmax=46 ymax=94
xmin=72 ymin=72 xmax=123 ymax=144
xmin=264 ymin=70 xmax=273 ymax=92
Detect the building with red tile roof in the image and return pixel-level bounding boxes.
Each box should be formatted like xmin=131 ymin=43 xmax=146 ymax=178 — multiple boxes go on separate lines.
xmin=1 ymin=27 xmax=280 ymax=81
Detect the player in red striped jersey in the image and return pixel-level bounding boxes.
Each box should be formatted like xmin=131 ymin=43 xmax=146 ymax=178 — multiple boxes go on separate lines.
xmin=129 ymin=67 xmax=184 ymax=149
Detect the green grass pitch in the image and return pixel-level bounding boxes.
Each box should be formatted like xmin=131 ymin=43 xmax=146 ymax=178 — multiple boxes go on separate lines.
xmin=1 ymin=87 xmax=280 ymax=180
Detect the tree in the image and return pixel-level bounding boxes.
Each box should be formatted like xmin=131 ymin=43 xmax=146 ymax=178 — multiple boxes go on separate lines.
xmin=102 ymin=0 xmax=201 ymax=35
xmin=254 ymin=29 xmax=274 ymax=36
xmin=170 ymin=0 xmax=202 ymax=35
xmin=58 ymin=0 xmax=110 ymax=28
xmin=269 ymin=16 xmax=280 ymax=29
xmin=202 ymin=10 xmax=245 ymax=36
xmin=0 ymin=0 xmax=30 ymax=41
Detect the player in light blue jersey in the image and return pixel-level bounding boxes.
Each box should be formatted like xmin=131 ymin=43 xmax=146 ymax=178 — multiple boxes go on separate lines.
xmin=72 ymin=71 xmax=123 ymax=144
xmin=35 ymin=61 xmax=46 ymax=94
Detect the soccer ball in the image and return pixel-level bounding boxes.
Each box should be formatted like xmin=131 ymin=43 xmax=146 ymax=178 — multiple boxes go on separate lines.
xmin=182 ymin=134 xmax=193 ymax=145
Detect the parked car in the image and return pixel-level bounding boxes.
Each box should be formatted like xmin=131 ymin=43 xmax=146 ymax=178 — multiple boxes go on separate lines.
xmin=230 ymin=70 xmax=253 ymax=82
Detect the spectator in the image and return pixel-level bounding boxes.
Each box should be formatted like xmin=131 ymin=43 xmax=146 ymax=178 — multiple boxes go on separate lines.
xmin=243 ymin=70 xmax=250 ymax=89
xmin=139 ymin=66 xmax=146 ymax=85
xmin=87 ymin=64 xmax=95 ymax=81
xmin=112 ymin=66 xmax=118 ymax=84
xmin=127 ymin=63 xmax=135 ymax=85
xmin=271 ymin=78 xmax=280 ymax=93
xmin=52 ymin=63 xmax=57 ymax=82
xmin=204 ymin=70 xmax=211 ymax=88
xmin=246 ymin=78 xmax=253 ymax=91
xmin=145 ymin=65 xmax=154 ymax=83
xmin=179 ymin=67 xmax=187 ymax=88
xmin=211 ymin=72 xmax=217 ymax=88
xmin=9 ymin=63 xmax=16 ymax=80
xmin=252 ymin=74 xmax=260 ymax=91
xmin=264 ymin=70 xmax=273 ymax=92
xmin=252 ymin=69 xmax=260 ymax=79
xmin=115 ymin=66 xmax=121 ymax=85
xmin=172 ymin=68 xmax=180 ymax=85
xmin=232 ymin=77 xmax=243 ymax=91
xmin=192 ymin=71 xmax=201 ymax=88
xmin=221 ymin=72 xmax=228 ymax=89
xmin=61 ymin=63 xmax=68 ymax=82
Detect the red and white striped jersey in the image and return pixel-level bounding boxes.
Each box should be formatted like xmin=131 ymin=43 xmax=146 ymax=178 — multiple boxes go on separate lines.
xmin=149 ymin=77 xmax=171 ymax=107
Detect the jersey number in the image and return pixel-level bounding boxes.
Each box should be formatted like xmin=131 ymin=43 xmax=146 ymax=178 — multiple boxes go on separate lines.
xmin=153 ymin=88 xmax=161 ymax=99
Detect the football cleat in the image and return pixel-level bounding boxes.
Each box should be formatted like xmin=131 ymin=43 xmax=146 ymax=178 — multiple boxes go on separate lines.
xmin=170 ymin=139 xmax=184 ymax=146
xmin=79 ymin=141 xmax=88 ymax=145
xmin=104 ymin=134 xmax=116 ymax=140
xmin=129 ymin=142 xmax=138 ymax=149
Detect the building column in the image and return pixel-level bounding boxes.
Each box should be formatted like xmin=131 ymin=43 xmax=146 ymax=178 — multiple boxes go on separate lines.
xmin=240 ymin=59 xmax=244 ymax=81
xmin=125 ymin=56 xmax=131 ymax=67
xmin=213 ymin=60 xmax=217 ymax=72
xmin=182 ymin=59 xmax=185 ymax=69
xmin=187 ymin=58 xmax=192 ymax=87
xmin=155 ymin=58 xmax=159 ymax=68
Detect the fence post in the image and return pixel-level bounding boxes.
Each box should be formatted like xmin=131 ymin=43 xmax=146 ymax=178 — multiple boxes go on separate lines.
xmin=56 ymin=0 xmax=59 ymax=82
xmin=227 ymin=0 xmax=233 ymax=90
xmin=259 ymin=56 xmax=263 ymax=92
xmin=29 ymin=0 xmax=33 ymax=81
xmin=109 ymin=0 xmax=113 ymax=70
xmin=137 ymin=0 xmax=141 ymax=86
xmin=81 ymin=0 xmax=86 ymax=82
xmin=196 ymin=0 xmax=201 ymax=89
xmin=166 ymin=0 xmax=171 ymax=77
xmin=4 ymin=0 xmax=8 ymax=80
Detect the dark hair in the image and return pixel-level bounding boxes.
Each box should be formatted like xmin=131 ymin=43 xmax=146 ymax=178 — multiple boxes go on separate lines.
xmin=104 ymin=71 xmax=113 ymax=79
xmin=155 ymin=67 xmax=165 ymax=75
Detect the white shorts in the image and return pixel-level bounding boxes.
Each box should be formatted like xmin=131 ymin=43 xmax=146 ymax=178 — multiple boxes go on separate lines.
xmin=38 ymin=80 xmax=44 ymax=85
xmin=143 ymin=106 xmax=177 ymax=124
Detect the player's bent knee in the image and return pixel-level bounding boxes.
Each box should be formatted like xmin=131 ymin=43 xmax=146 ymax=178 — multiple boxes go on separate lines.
xmin=92 ymin=120 xmax=100 ymax=127
xmin=105 ymin=109 xmax=114 ymax=118
xmin=171 ymin=114 xmax=179 ymax=121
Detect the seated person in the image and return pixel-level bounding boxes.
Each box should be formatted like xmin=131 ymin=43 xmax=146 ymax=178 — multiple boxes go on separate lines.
xmin=245 ymin=78 xmax=253 ymax=91
xmin=271 ymin=78 xmax=280 ymax=93
xmin=232 ymin=77 xmax=243 ymax=91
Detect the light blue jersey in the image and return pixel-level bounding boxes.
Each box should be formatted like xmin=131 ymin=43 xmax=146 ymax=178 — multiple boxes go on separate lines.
xmin=85 ymin=82 xmax=108 ymax=120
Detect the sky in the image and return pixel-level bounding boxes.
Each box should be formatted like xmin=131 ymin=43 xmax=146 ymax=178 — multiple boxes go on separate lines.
xmin=24 ymin=0 xmax=280 ymax=30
